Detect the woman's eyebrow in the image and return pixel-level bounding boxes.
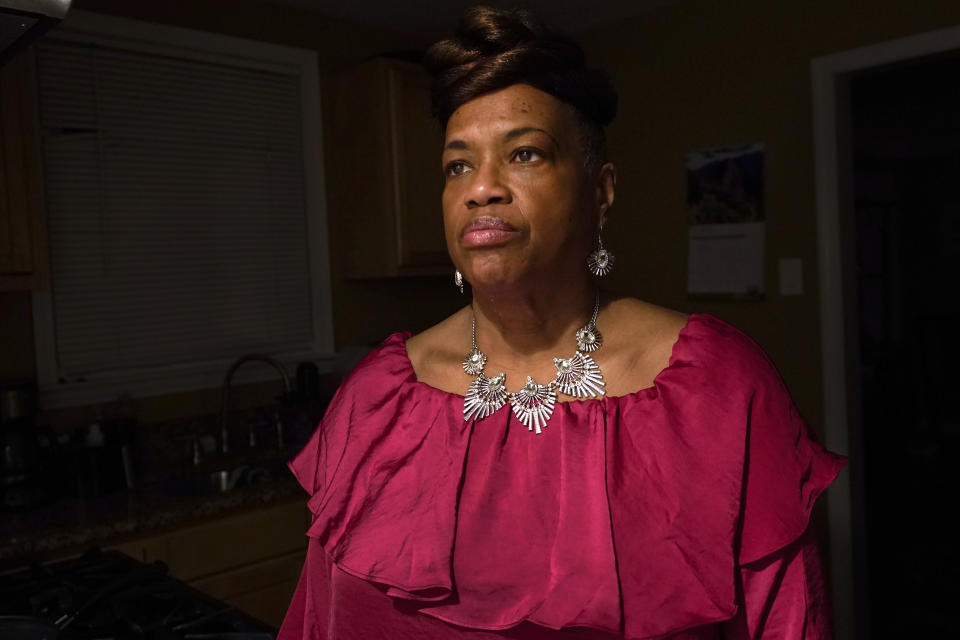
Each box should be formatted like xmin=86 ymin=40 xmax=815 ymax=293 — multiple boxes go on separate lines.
xmin=444 ymin=127 xmax=560 ymax=152
xmin=504 ymin=127 xmax=560 ymax=149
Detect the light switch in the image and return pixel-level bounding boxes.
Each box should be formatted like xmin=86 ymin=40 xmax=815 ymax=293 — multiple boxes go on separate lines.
xmin=779 ymin=258 xmax=803 ymax=296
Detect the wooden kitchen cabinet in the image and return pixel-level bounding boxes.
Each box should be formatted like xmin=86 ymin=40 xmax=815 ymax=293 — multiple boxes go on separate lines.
xmin=0 ymin=48 xmax=49 ymax=291
xmin=327 ymin=57 xmax=449 ymax=278
xmin=108 ymin=498 xmax=311 ymax=628
xmin=190 ymin=550 xmax=306 ymax=625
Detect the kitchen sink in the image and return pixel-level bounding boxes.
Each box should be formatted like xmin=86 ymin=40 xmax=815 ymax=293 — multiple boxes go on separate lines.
xmin=166 ymin=462 xmax=278 ymax=496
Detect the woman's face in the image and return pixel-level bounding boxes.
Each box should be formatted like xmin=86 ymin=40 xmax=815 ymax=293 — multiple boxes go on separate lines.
xmin=441 ymin=83 xmax=607 ymax=291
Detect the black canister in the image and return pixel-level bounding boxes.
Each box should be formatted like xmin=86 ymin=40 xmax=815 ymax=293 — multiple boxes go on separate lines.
xmin=77 ymin=422 xmax=130 ymax=498
xmin=296 ymin=362 xmax=320 ymax=402
xmin=0 ymin=380 xmax=47 ymax=510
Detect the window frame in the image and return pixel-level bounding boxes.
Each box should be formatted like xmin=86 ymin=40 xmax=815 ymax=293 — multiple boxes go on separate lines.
xmin=31 ymin=10 xmax=334 ymax=409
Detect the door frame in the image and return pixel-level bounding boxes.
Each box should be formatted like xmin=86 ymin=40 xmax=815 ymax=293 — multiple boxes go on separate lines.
xmin=811 ymin=23 xmax=960 ymax=640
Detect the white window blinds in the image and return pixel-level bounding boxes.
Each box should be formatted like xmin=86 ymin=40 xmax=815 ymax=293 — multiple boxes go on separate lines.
xmin=35 ymin=37 xmax=316 ymax=380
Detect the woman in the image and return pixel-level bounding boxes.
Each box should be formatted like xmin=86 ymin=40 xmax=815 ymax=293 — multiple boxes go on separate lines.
xmin=279 ymin=6 xmax=845 ymax=639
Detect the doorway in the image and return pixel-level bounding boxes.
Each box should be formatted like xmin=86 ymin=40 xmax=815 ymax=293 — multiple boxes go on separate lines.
xmin=812 ymin=24 xmax=960 ymax=640
xmin=848 ymin=51 xmax=960 ymax=637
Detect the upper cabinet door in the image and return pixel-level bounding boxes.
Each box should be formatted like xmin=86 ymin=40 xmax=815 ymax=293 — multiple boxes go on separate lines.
xmin=387 ymin=62 xmax=448 ymax=270
xmin=0 ymin=49 xmax=48 ymax=291
xmin=328 ymin=58 xmax=447 ymax=278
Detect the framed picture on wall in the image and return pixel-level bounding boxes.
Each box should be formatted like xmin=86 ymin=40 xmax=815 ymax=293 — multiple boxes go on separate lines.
xmin=685 ymin=143 xmax=765 ymax=299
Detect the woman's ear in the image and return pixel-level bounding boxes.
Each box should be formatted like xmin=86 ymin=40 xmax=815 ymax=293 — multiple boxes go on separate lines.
xmin=596 ymin=162 xmax=616 ymax=227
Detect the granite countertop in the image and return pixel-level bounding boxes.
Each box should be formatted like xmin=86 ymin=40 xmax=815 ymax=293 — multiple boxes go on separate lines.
xmin=0 ymin=474 xmax=306 ymax=569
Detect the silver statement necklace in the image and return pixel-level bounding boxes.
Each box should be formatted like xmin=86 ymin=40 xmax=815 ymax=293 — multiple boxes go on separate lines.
xmin=462 ymin=291 xmax=605 ymax=433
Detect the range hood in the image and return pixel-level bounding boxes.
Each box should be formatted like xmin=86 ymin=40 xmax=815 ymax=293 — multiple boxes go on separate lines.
xmin=0 ymin=0 xmax=71 ymax=67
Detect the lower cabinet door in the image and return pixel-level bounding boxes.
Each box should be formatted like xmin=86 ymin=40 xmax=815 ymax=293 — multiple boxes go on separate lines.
xmin=189 ymin=549 xmax=306 ymax=628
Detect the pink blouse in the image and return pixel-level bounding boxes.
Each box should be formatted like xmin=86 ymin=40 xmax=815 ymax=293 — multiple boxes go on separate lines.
xmin=277 ymin=313 xmax=846 ymax=639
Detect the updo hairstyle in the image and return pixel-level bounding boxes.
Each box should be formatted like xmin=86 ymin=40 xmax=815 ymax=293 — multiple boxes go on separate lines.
xmin=424 ymin=5 xmax=618 ymax=174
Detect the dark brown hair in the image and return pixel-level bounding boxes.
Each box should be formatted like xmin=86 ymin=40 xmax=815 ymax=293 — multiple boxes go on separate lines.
xmin=424 ymin=5 xmax=618 ymax=173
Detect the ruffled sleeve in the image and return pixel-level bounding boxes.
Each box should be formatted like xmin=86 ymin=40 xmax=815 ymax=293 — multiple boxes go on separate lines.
xmin=721 ymin=523 xmax=835 ymax=639
xmin=286 ymin=333 xmax=473 ymax=599
xmin=285 ymin=361 xmax=352 ymax=522
xmin=734 ymin=331 xmax=846 ymax=565
xmin=276 ymin=538 xmax=332 ymax=640
xmin=606 ymin=315 xmax=845 ymax=638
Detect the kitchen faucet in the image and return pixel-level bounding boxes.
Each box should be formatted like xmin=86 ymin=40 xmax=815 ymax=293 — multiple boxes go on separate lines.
xmin=220 ymin=354 xmax=291 ymax=454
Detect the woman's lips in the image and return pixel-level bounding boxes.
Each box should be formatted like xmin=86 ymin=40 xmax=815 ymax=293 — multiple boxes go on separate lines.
xmin=461 ymin=216 xmax=519 ymax=248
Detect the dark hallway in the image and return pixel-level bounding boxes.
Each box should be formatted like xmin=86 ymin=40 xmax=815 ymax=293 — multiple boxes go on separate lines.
xmin=850 ymin=51 xmax=960 ymax=637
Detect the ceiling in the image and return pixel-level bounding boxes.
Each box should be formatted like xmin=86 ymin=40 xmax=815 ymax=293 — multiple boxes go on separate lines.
xmin=270 ymin=0 xmax=679 ymax=38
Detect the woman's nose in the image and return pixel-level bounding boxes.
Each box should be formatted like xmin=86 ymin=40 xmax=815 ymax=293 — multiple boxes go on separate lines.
xmin=465 ymin=163 xmax=511 ymax=208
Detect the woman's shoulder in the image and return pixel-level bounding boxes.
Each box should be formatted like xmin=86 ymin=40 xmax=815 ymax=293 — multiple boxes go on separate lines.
xmin=404 ymin=306 xmax=472 ymax=390
xmin=604 ymin=297 xmax=754 ymax=353
xmin=598 ymin=297 xmax=689 ymax=394
xmin=333 ymin=328 xmax=420 ymax=393
xmin=602 ymin=297 xmax=689 ymax=350
xmin=603 ymin=297 xmax=785 ymax=393
xmin=679 ymin=311 xmax=786 ymax=386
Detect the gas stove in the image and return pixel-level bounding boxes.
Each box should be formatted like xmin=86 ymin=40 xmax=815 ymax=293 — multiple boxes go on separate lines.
xmin=0 ymin=548 xmax=275 ymax=639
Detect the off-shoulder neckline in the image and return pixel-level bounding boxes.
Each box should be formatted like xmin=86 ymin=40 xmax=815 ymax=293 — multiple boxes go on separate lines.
xmin=395 ymin=312 xmax=704 ymax=406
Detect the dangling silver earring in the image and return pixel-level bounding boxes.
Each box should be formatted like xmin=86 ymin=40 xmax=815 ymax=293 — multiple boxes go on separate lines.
xmin=587 ymin=225 xmax=615 ymax=277
xmin=454 ymin=269 xmax=464 ymax=293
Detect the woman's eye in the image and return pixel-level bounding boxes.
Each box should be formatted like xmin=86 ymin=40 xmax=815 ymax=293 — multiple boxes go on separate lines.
xmin=514 ymin=148 xmax=542 ymax=163
xmin=445 ymin=161 xmax=471 ymax=177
